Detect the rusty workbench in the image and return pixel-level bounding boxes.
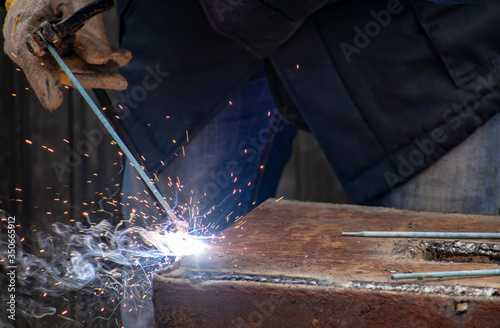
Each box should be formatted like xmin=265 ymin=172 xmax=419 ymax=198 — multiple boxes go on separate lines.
xmin=153 ymin=199 xmax=500 ymax=327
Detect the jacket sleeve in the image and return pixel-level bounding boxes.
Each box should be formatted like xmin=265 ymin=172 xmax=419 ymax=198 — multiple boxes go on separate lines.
xmin=198 ymin=0 xmax=334 ymax=58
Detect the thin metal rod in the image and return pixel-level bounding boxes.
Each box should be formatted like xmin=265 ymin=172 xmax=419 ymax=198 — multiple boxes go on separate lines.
xmin=342 ymin=231 xmax=500 ymax=239
xmin=40 ymin=33 xmax=183 ymax=229
xmin=392 ymin=269 xmax=500 ymax=280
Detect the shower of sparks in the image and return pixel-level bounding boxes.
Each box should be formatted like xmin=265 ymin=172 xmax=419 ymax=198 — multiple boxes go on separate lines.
xmin=2 ymin=62 xmax=282 ymax=326
xmin=0 ymin=209 xmax=211 ymax=328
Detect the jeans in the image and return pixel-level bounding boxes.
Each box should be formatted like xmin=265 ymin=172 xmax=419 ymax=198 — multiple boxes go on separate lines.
xmin=377 ymin=113 xmax=500 ymax=214
xmin=121 ymin=67 xmax=296 ymax=233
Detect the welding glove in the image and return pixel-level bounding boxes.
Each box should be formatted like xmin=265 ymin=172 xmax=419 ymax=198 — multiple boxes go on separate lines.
xmin=3 ymin=0 xmax=132 ymax=110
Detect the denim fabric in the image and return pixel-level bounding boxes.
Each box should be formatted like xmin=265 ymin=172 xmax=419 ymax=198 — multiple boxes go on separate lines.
xmin=376 ymin=113 xmax=500 ymax=214
xmin=121 ymin=67 xmax=296 ymax=233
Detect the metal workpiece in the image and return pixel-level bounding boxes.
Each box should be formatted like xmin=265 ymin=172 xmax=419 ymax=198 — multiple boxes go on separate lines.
xmin=153 ymin=200 xmax=500 ymax=327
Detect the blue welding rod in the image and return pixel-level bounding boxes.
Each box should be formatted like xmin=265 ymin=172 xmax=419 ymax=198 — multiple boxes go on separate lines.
xmin=342 ymin=231 xmax=500 ymax=239
xmin=392 ymin=269 xmax=500 ymax=280
xmin=40 ymin=33 xmax=181 ymax=227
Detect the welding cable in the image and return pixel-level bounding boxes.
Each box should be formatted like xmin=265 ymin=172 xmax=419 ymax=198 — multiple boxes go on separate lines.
xmin=92 ymin=88 xmax=147 ymax=172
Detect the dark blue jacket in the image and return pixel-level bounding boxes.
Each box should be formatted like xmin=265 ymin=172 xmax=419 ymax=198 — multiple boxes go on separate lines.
xmin=117 ymin=0 xmax=500 ymax=204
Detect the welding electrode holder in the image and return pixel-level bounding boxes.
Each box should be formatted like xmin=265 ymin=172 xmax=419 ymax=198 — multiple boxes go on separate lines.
xmin=24 ymin=0 xmax=115 ymax=57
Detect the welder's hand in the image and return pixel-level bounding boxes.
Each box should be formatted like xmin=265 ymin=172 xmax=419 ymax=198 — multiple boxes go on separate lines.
xmin=3 ymin=0 xmax=132 ymax=110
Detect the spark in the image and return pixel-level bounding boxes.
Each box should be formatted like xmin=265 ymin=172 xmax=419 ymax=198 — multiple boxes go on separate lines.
xmin=25 ymin=139 xmax=32 ymax=144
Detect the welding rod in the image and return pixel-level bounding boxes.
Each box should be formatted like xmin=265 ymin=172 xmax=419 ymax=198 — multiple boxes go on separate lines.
xmin=342 ymin=231 xmax=500 ymax=239
xmin=39 ymin=33 xmax=185 ymax=231
xmin=392 ymin=269 xmax=500 ymax=280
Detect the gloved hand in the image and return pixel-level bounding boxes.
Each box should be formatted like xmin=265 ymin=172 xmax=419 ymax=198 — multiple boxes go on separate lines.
xmin=3 ymin=0 xmax=132 ymax=110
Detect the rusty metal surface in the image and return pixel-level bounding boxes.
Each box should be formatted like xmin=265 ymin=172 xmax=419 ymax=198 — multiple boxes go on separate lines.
xmin=153 ymin=199 xmax=500 ymax=327
xmin=153 ymin=278 xmax=500 ymax=328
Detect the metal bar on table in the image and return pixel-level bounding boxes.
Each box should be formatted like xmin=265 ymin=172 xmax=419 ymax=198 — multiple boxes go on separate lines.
xmin=342 ymin=231 xmax=500 ymax=239
xmin=392 ymin=269 xmax=500 ymax=280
